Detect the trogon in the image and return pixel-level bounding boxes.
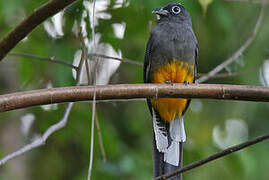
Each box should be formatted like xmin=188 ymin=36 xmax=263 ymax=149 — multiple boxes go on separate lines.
xmin=144 ymin=3 xmax=198 ymax=179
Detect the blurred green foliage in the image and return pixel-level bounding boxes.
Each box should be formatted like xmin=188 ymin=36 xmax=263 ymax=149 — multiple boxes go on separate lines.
xmin=0 ymin=0 xmax=269 ymax=180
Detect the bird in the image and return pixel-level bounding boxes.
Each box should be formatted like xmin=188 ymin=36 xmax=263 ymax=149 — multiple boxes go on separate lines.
xmin=144 ymin=3 xmax=198 ymax=179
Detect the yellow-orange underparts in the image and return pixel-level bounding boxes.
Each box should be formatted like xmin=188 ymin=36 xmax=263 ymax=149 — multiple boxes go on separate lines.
xmin=151 ymin=59 xmax=194 ymax=123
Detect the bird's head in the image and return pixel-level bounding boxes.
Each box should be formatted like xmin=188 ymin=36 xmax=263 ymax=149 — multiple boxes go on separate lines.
xmin=152 ymin=3 xmax=191 ymax=24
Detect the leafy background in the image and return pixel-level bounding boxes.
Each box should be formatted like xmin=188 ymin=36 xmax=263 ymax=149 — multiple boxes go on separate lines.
xmin=0 ymin=0 xmax=269 ymax=179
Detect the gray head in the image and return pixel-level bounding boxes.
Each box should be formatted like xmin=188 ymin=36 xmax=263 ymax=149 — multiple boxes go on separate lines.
xmin=152 ymin=3 xmax=192 ymax=25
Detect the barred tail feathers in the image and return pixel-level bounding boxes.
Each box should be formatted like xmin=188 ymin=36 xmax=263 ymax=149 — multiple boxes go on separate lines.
xmin=164 ymin=116 xmax=186 ymax=166
xmin=170 ymin=115 xmax=186 ymax=142
xmin=152 ymin=108 xmax=168 ymax=152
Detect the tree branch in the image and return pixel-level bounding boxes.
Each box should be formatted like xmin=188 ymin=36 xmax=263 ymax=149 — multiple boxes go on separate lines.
xmin=95 ymin=115 xmax=106 ymax=162
xmin=155 ymin=132 xmax=269 ymax=180
xmin=197 ymin=3 xmax=265 ymax=83
xmin=0 ymin=0 xmax=78 ymax=61
xmin=89 ymin=53 xmax=143 ymax=66
xmin=9 ymin=52 xmax=79 ymax=70
xmin=0 ymin=42 xmax=86 ymax=167
xmin=1 ymin=83 xmax=269 ymax=112
xmin=0 ymin=102 xmax=74 ymax=166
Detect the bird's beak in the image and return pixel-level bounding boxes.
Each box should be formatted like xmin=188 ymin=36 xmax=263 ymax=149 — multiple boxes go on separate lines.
xmin=152 ymin=7 xmax=169 ymax=16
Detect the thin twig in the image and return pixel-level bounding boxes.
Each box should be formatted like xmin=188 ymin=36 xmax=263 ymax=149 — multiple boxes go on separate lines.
xmin=8 ymin=52 xmax=79 ymax=70
xmin=11 ymin=51 xmax=251 ymax=79
xmin=197 ymin=3 xmax=265 ymax=83
xmin=90 ymin=53 xmax=143 ymax=66
xmin=95 ymin=115 xmax=106 ymax=162
xmin=87 ymin=0 xmax=97 ymax=179
xmin=0 ymin=0 xmax=78 ymax=61
xmin=155 ymin=133 xmax=269 ymax=180
xmin=197 ymin=68 xmax=252 ymax=79
xmin=85 ymin=52 xmax=107 ymax=163
xmin=0 ymin=102 xmax=74 ymax=166
xmin=88 ymin=94 xmax=96 ymax=180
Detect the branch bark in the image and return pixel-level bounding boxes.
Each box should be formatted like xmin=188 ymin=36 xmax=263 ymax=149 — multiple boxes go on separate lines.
xmin=1 ymin=83 xmax=269 ymax=112
xmin=0 ymin=0 xmax=78 ymax=61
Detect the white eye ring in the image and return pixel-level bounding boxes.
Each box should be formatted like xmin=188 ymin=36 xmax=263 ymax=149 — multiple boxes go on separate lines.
xmin=171 ymin=6 xmax=181 ymax=14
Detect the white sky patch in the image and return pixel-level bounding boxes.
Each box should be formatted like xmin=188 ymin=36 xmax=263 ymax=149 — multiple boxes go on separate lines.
xmin=72 ymin=0 xmax=124 ymax=85
xmin=22 ymin=36 xmax=28 ymax=42
xmin=113 ymin=0 xmax=130 ymax=9
xmin=44 ymin=21 xmax=57 ymax=38
xmin=40 ymin=82 xmax=58 ymax=111
xmin=44 ymin=11 xmax=64 ymax=39
xmin=112 ymin=22 xmax=126 ymax=39
xmin=73 ymin=33 xmax=121 ymax=85
xmin=92 ymin=44 xmax=122 ymax=85
xmin=80 ymin=10 xmax=88 ymax=38
xmin=72 ymin=50 xmax=83 ymax=81
xmin=52 ymin=11 xmax=64 ymax=36
xmin=72 ymin=20 xmax=79 ymax=37
xmin=20 ymin=113 xmax=35 ymax=136
xmin=259 ymin=59 xmax=269 ymax=86
xmin=213 ymin=119 xmax=248 ymax=149
xmin=83 ymin=0 xmax=111 ymax=28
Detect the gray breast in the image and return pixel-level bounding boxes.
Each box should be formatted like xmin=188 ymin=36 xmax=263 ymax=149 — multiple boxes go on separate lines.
xmin=150 ymin=21 xmax=197 ymax=65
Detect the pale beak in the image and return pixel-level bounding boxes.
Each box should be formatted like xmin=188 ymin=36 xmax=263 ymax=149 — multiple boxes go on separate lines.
xmin=152 ymin=7 xmax=169 ymax=16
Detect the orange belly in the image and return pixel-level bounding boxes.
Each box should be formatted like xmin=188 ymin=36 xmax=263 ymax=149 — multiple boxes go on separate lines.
xmin=150 ymin=59 xmax=194 ymax=123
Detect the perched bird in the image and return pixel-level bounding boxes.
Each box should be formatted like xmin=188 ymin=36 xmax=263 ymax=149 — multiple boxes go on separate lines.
xmin=144 ymin=3 xmax=198 ymax=179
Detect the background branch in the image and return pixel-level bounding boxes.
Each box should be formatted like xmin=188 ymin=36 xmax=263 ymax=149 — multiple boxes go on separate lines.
xmin=197 ymin=3 xmax=265 ymax=83
xmin=0 ymin=102 xmax=74 ymax=166
xmin=11 ymin=52 xmax=245 ymax=80
xmin=1 ymin=83 xmax=269 ymax=112
xmin=155 ymin=132 xmax=269 ymax=179
xmin=0 ymin=0 xmax=78 ymax=61
xmin=9 ymin=52 xmax=79 ymax=70
xmin=89 ymin=53 xmax=143 ymax=66
xmin=0 ymin=40 xmax=86 ymax=167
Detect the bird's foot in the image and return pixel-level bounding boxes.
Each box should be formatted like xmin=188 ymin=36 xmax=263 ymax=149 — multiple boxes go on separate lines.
xmin=165 ymin=80 xmax=173 ymax=86
xmin=184 ymin=81 xmax=190 ymax=85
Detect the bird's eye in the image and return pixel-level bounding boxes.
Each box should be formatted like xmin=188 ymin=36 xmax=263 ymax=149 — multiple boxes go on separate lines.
xmin=171 ymin=6 xmax=181 ymax=14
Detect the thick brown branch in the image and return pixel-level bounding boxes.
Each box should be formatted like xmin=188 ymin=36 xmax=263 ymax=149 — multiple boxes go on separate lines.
xmin=0 ymin=0 xmax=78 ymax=61
xmin=155 ymin=133 xmax=269 ymax=179
xmin=1 ymin=83 xmax=269 ymax=112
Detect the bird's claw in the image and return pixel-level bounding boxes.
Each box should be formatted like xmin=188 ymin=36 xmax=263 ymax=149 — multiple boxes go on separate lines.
xmin=165 ymin=81 xmax=173 ymax=85
xmin=184 ymin=81 xmax=190 ymax=85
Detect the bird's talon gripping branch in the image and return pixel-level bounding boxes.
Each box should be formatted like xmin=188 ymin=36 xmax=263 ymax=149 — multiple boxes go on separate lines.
xmin=184 ymin=81 xmax=190 ymax=85
xmin=165 ymin=80 xmax=173 ymax=85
